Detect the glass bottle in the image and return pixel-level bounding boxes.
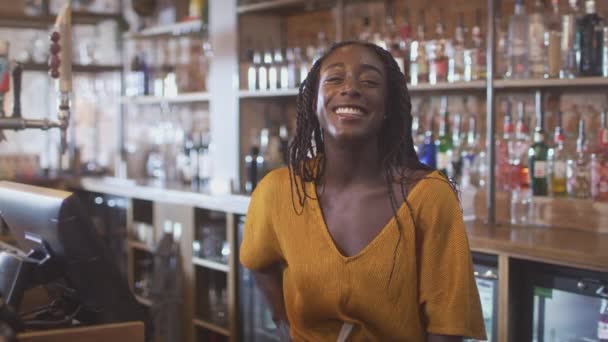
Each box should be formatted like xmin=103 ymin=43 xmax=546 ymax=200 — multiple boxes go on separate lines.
xmin=603 ymin=26 xmax=608 ymax=77
xmin=249 ymin=48 xmax=261 ymax=90
xmin=244 ymin=129 xmax=260 ymax=194
xmin=258 ymin=45 xmax=270 ymax=90
xmin=471 ymin=9 xmax=487 ymax=81
xmin=418 ymin=118 xmax=437 ymax=169
xmin=567 ymin=119 xmax=591 ymax=198
xmin=399 ymin=9 xmax=412 ymax=81
xmin=359 ymin=16 xmax=373 ymax=43
xmin=496 ymin=10 xmax=509 ymax=78
xmin=529 ymin=0 xmax=547 ymax=78
xmin=578 ymin=0 xmax=604 ymax=76
xmin=545 ymin=0 xmax=562 ymax=78
xmin=561 ymin=0 xmax=580 ymax=78
xmin=266 ymin=44 xmax=278 ymax=90
xmin=461 ymin=115 xmax=479 ymax=188
xmin=513 ymin=102 xmax=531 ymax=189
xmin=240 ymin=48 xmax=254 ymax=90
xmin=507 ymin=0 xmax=530 ymax=78
xmin=274 ymin=47 xmax=289 ymax=90
xmin=528 ymin=105 xmax=550 ymax=196
xmin=449 ymin=12 xmax=466 ymax=83
xmin=497 ymin=101 xmax=514 ymax=191
xmin=549 ymin=111 xmax=568 ymax=196
xmin=591 ymin=110 xmax=608 ymax=201
xmin=436 ymin=97 xmax=454 ymax=177
xmin=451 ymin=113 xmax=464 ymax=181
xmin=429 ymin=10 xmax=449 ymax=84
xmin=286 ymin=47 xmax=298 ymax=89
xmin=410 ymin=10 xmax=429 ymax=85
xmin=387 ymin=15 xmax=406 ymax=74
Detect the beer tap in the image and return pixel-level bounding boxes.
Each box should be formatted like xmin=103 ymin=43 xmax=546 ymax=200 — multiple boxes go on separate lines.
xmin=0 ymin=2 xmax=72 ymax=154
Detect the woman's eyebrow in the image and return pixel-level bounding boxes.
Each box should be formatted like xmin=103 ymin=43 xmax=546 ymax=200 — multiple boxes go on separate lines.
xmin=361 ymin=64 xmax=384 ymax=76
xmin=323 ymin=62 xmax=344 ymax=71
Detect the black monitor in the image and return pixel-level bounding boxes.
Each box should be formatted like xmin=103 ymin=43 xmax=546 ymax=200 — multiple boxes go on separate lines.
xmin=0 ymin=181 xmax=148 ymax=333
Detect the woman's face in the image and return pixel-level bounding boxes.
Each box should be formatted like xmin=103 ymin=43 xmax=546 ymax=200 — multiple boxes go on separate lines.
xmin=316 ymin=44 xmax=387 ymax=144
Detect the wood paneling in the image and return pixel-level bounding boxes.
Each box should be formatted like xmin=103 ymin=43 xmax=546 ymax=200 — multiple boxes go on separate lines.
xmin=18 ymin=322 xmax=144 ymax=342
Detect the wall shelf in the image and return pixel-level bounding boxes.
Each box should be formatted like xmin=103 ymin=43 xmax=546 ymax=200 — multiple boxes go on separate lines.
xmin=22 ymin=63 xmax=122 ymax=73
xmin=0 ymin=12 xmax=124 ymax=30
xmin=124 ymin=20 xmax=205 ymax=39
xmin=192 ymin=318 xmax=230 ymax=337
xmin=237 ymin=0 xmax=317 ymax=14
xmin=127 ymin=240 xmax=154 ymax=253
xmin=121 ymin=92 xmax=210 ymax=105
xmin=134 ymin=294 xmax=153 ymax=307
xmin=408 ymin=80 xmax=486 ymax=92
xmin=192 ymin=256 xmax=230 ymax=273
xmin=238 ymin=88 xmax=299 ymax=98
xmin=494 ymin=76 xmax=608 ymax=90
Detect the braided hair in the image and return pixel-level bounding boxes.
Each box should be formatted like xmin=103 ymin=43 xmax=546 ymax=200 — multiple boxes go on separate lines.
xmin=288 ymin=41 xmax=454 ymax=285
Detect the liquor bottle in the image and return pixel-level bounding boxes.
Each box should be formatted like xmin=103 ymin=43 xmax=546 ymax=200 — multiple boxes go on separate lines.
xmin=248 ymin=48 xmax=261 ymax=90
xmin=418 ymin=119 xmax=437 ymax=169
xmin=198 ymin=130 xmax=213 ymax=187
xmin=549 ymin=111 xmax=568 ymax=196
xmin=578 ymin=0 xmax=604 ymax=76
xmin=258 ymin=46 xmax=269 ymax=90
xmin=567 ymin=119 xmax=591 ymax=198
xmin=244 ymin=129 xmax=260 ymax=194
xmin=529 ymin=105 xmax=550 ymax=196
xmin=545 ymin=0 xmax=562 ymax=78
xmin=599 ymin=298 xmax=608 ymax=342
xmin=189 ymin=132 xmax=201 ymax=187
xmin=451 ymin=113 xmax=463 ymax=181
xmin=240 ymin=48 xmax=254 ymax=90
xmin=529 ymin=0 xmax=547 ymax=78
xmin=603 ymin=26 xmax=608 ymax=77
xmin=398 ymin=10 xmax=412 ymax=80
xmin=561 ymin=0 xmax=580 ymax=78
xmin=436 ymin=97 xmax=454 ymax=177
xmin=497 ymin=101 xmax=514 ymax=191
xmin=461 ymin=116 xmax=479 ymax=188
xmin=285 ymin=47 xmax=298 ymax=89
xmin=449 ymin=12 xmax=466 ymax=83
xmin=359 ymin=16 xmax=373 ymax=42
xmin=513 ymin=102 xmax=531 ymax=189
xmin=316 ymin=30 xmax=330 ymax=61
xmin=496 ymin=10 xmax=509 ymax=78
xmin=386 ymin=15 xmax=406 ymax=74
xmin=274 ymin=47 xmax=289 ymax=90
xmin=471 ymin=9 xmax=487 ymax=81
xmin=591 ymin=110 xmax=608 ymax=201
xmin=507 ymin=0 xmax=530 ymax=78
xmin=410 ymin=10 xmax=429 ymax=85
xmin=266 ymin=44 xmax=278 ymax=90
xmin=429 ymin=10 xmax=449 ymax=84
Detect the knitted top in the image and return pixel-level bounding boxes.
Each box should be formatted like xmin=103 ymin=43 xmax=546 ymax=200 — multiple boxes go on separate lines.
xmin=240 ymin=167 xmax=486 ymax=341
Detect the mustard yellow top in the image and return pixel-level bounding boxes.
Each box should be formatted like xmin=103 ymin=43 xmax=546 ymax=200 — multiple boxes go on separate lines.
xmin=240 ymin=168 xmax=486 ymax=341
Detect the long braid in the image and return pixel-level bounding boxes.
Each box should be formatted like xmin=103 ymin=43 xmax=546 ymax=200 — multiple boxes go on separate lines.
xmin=288 ymin=41 xmax=458 ymax=288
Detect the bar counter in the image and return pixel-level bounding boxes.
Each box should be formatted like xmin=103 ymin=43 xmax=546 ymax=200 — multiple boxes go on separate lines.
xmin=62 ymin=177 xmax=608 ymax=273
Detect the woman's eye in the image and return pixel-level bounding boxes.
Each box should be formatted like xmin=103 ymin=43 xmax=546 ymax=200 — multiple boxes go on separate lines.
xmin=325 ymin=76 xmax=343 ymax=83
xmin=361 ymin=79 xmax=379 ymax=86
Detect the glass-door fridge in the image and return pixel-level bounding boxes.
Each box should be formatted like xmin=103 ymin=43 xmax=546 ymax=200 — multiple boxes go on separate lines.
xmin=469 ymin=252 xmax=499 ymax=342
xmin=527 ymin=264 xmax=608 ymax=342
xmin=237 ymin=216 xmax=280 ymax=342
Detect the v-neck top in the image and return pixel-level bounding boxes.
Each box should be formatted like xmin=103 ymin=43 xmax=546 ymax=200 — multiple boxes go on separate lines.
xmin=240 ymin=167 xmax=486 ymax=341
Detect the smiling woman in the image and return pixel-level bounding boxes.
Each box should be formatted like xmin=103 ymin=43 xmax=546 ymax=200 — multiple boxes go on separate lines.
xmin=240 ymin=41 xmax=486 ymax=342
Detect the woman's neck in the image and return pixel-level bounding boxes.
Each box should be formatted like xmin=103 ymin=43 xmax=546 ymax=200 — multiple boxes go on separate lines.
xmin=322 ymin=138 xmax=383 ymax=188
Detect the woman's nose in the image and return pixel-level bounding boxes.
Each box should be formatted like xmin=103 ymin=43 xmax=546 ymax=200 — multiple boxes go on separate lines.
xmin=340 ymin=79 xmax=361 ymax=97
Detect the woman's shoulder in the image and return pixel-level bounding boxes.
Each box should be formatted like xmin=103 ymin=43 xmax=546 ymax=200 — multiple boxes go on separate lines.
xmin=407 ymin=170 xmax=460 ymax=209
xmin=250 ymin=167 xmax=291 ymax=201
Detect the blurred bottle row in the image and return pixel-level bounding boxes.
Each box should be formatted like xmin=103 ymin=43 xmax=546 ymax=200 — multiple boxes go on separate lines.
xmin=125 ymin=37 xmax=212 ymax=97
xmin=239 ymin=0 xmax=607 ymax=91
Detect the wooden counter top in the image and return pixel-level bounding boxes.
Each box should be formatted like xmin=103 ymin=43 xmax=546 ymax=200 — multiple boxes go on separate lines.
xmin=466 ymin=220 xmax=608 ymax=273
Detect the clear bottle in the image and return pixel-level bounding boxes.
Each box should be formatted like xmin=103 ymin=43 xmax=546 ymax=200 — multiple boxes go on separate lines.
xmin=461 ymin=115 xmax=479 ymax=188
xmin=578 ymin=0 xmax=604 ymax=76
xmin=507 ymin=0 xmax=530 ymax=78
xmin=436 ymin=97 xmax=454 ymax=177
xmin=274 ymin=47 xmax=289 ymax=90
xmin=603 ymin=26 xmax=608 ymax=77
xmin=359 ymin=16 xmax=373 ymax=43
xmin=451 ymin=113 xmax=464 ymax=181
xmin=567 ymin=119 xmax=591 ymax=198
xmin=545 ymin=0 xmax=562 ymax=78
xmin=266 ymin=43 xmax=278 ymax=90
xmin=471 ymin=9 xmax=487 ymax=81
xmin=429 ymin=10 xmax=449 ymax=84
xmin=398 ymin=10 xmax=412 ymax=80
xmin=410 ymin=10 xmax=429 ymax=85
xmin=449 ymin=12 xmax=466 ymax=83
xmin=549 ymin=111 xmax=568 ymax=196
xmin=497 ymin=101 xmax=515 ymax=191
xmin=285 ymin=47 xmax=298 ymax=89
xmin=561 ymin=0 xmax=580 ymax=78
xmin=513 ymin=102 xmax=531 ymax=189
xmin=529 ymin=0 xmax=547 ymax=78
xmin=248 ymin=48 xmax=261 ymax=91
xmin=496 ymin=11 xmax=509 ymax=78
xmin=244 ymin=129 xmax=260 ymax=194
xmin=258 ymin=45 xmax=270 ymax=90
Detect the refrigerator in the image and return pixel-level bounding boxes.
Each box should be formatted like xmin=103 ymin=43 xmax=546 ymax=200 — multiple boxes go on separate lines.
xmin=469 ymin=252 xmax=499 ymax=342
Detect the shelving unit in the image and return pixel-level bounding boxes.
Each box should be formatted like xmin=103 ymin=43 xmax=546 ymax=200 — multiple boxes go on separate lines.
xmin=0 ymin=12 xmax=124 ymax=29
xmin=237 ymin=0 xmax=321 ymax=14
xmin=124 ymin=20 xmax=205 ymax=39
xmin=22 ymin=63 xmax=122 ymax=73
xmin=193 ymin=318 xmax=231 ymax=337
xmin=121 ymin=92 xmax=211 ymax=105
xmin=193 ymin=256 xmax=230 ymax=273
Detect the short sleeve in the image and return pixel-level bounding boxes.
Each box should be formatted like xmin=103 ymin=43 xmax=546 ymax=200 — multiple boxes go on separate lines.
xmin=415 ymin=178 xmax=487 ymax=340
xmin=239 ymin=174 xmax=284 ymax=271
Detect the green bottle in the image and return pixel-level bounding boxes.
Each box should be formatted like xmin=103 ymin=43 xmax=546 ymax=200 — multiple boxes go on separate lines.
xmin=528 ymin=105 xmax=550 ymax=196
xmin=436 ymin=96 xmax=454 ymax=177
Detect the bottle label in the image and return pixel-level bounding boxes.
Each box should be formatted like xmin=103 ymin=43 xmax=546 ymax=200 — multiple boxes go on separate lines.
xmin=553 ymin=161 xmax=566 ymax=178
xmin=599 ymin=321 xmax=608 ymax=339
xmin=534 ymin=160 xmax=547 ymax=178
xmin=511 ymin=38 xmax=527 ymax=57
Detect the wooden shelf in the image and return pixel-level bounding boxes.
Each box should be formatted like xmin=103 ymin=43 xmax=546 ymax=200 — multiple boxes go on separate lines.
xmin=134 ymin=294 xmax=153 ymax=307
xmin=121 ymin=92 xmax=210 ymax=105
xmin=22 ymin=63 xmax=122 ymax=73
xmin=124 ymin=20 xmax=205 ymax=39
xmin=192 ymin=318 xmax=230 ymax=336
xmin=237 ymin=0 xmax=323 ymax=14
xmin=0 ymin=12 xmax=124 ymax=30
xmin=408 ymin=80 xmax=486 ymax=92
xmin=494 ymin=76 xmax=608 ymax=90
xmin=192 ymin=256 xmax=229 ymax=273
xmin=238 ymin=88 xmax=299 ymax=98
xmin=128 ymin=240 xmax=154 ymax=253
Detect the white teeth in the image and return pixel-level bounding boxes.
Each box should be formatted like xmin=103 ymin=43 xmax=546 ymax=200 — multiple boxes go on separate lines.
xmin=335 ymin=107 xmax=364 ymax=115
